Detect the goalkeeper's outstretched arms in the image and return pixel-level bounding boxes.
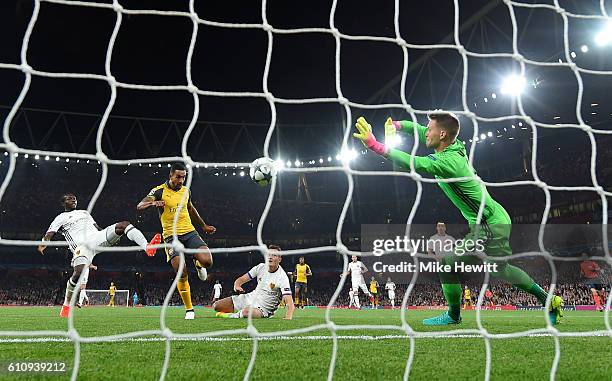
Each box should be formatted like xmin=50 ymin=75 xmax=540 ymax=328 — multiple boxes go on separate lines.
xmin=354 ymin=116 xmax=455 ymax=177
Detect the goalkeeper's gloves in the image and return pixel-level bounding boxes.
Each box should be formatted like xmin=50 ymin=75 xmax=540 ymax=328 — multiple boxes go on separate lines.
xmin=384 ymin=117 xmax=402 ymax=142
xmin=353 ymin=117 xmax=388 ymax=156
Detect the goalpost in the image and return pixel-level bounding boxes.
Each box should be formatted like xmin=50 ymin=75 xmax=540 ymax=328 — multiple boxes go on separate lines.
xmin=83 ymin=290 xmax=130 ymax=307
xmin=0 ymin=1 xmax=611 ymax=381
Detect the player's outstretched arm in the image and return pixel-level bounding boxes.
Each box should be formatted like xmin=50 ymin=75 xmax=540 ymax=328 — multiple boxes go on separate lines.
xmin=38 ymin=231 xmax=55 ymax=255
xmin=282 ymin=295 xmax=295 ymax=320
xmin=187 ymin=201 xmax=216 ymax=234
xmin=137 ymin=195 xmax=164 ymax=211
xmin=307 ymin=265 xmax=312 ymax=276
xmin=233 ymin=273 xmax=252 ymax=293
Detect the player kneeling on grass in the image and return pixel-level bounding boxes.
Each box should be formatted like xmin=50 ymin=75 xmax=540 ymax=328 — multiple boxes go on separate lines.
xmin=213 ymin=245 xmax=295 ymax=319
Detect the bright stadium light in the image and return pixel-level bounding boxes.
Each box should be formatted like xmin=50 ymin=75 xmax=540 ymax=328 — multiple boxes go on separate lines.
xmin=335 ymin=154 xmax=341 ymax=161
xmin=55 ymin=157 xmax=60 ymax=162
xmin=24 ymin=154 xmax=29 ymax=159
xmin=319 ymin=158 xmax=323 ymax=163
xmin=570 ymin=51 xmax=577 ymax=58
xmin=580 ymin=44 xmax=589 ymax=53
xmin=294 ymin=159 xmax=300 ymax=167
xmin=327 ymin=156 xmax=332 ymax=162
xmin=500 ymin=74 xmax=527 ymax=96
xmin=35 ymin=155 xmax=39 ymax=160
xmin=385 ymin=134 xmax=402 ymax=149
xmin=595 ymin=22 xmax=612 ymax=46
xmin=340 ymin=148 xmax=358 ymax=163
xmin=491 ymin=93 xmax=497 ymax=99
xmin=487 ymin=131 xmax=493 ymax=137
xmin=239 ymin=171 xmax=245 ymax=177
xmin=274 ymin=158 xmax=285 ymax=170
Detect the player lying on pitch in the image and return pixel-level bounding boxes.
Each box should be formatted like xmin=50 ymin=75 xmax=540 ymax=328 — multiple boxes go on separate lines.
xmin=213 ymin=245 xmax=295 ymax=319
xmin=354 ymin=112 xmax=561 ymax=325
xmin=38 ymin=193 xmax=160 ymax=317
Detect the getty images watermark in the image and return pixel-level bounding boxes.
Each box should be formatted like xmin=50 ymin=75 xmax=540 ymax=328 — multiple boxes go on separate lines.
xmin=361 ymin=224 xmax=499 ymax=283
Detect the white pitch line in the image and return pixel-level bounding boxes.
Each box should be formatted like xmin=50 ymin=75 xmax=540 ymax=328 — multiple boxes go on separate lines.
xmin=0 ymin=332 xmax=610 ymax=344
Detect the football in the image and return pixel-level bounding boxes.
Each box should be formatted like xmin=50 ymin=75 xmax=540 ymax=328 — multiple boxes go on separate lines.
xmin=249 ymin=157 xmax=276 ymax=186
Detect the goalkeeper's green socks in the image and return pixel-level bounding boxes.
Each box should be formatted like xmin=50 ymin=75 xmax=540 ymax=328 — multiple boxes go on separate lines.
xmin=441 ymin=283 xmax=462 ymax=321
xmin=495 ymin=264 xmax=548 ymax=305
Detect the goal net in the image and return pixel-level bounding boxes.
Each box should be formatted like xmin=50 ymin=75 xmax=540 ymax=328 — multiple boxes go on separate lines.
xmin=83 ymin=290 xmax=129 ymax=308
xmin=0 ymin=0 xmax=611 ymax=381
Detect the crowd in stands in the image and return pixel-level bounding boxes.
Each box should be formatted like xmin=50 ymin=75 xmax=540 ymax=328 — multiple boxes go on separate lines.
xmin=1 ymin=269 xmax=607 ymax=308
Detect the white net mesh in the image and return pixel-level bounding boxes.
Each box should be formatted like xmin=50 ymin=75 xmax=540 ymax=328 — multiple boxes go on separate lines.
xmin=0 ymin=0 xmax=611 ymax=380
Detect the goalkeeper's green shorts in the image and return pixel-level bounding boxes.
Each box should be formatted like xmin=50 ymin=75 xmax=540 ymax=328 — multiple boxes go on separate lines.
xmin=442 ymin=223 xmax=512 ymax=270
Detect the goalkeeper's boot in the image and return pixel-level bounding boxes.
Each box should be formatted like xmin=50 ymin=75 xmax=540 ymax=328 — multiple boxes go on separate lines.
xmin=185 ymin=309 xmax=195 ymax=320
xmin=145 ymin=233 xmax=162 ymax=257
xmin=422 ymin=311 xmax=462 ymax=326
xmin=549 ymin=295 xmax=564 ymax=325
xmin=194 ymin=259 xmax=208 ymax=281
xmin=59 ymin=305 xmax=70 ymax=318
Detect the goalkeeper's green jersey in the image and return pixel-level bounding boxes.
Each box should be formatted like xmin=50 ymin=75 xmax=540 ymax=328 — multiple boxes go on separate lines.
xmin=388 ymin=120 xmax=511 ymax=226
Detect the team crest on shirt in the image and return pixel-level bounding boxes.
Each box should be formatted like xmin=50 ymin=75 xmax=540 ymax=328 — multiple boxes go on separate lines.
xmin=269 ymin=282 xmax=275 ymax=289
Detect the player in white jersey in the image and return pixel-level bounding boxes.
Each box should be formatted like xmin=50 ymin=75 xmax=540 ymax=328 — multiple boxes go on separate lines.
xmin=37 ymin=193 xmax=160 ymax=318
xmin=348 ymin=288 xmax=357 ymax=309
xmin=385 ymin=277 xmax=397 ymax=309
xmin=77 ymin=264 xmax=97 ymax=308
xmin=212 ymin=280 xmax=222 ymax=304
xmin=213 ymin=245 xmax=295 ymax=319
xmin=344 ymin=255 xmax=373 ymax=308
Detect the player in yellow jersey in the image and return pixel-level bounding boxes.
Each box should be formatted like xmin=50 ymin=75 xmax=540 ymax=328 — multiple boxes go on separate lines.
xmin=463 ymin=285 xmax=473 ymax=309
xmin=369 ymin=277 xmax=379 ymax=308
xmin=292 ymin=256 xmax=311 ymax=309
xmin=108 ymin=282 xmax=116 ymax=307
xmin=137 ymin=163 xmax=217 ymax=320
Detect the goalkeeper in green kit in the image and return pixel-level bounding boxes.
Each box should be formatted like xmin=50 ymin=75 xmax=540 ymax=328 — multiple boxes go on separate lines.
xmin=353 ymin=112 xmax=561 ymax=325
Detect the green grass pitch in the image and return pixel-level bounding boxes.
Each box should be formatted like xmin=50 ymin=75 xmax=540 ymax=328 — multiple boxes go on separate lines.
xmin=0 ymin=306 xmax=610 ymax=380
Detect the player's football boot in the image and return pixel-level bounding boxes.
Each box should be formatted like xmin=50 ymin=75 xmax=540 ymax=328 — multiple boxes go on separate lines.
xmin=422 ymin=311 xmax=462 ymax=326
xmin=548 ymin=295 xmax=564 ymax=325
xmin=59 ymin=305 xmax=70 ymax=318
xmin=194 ymin=259 xmax=208 ymax=281
xmin=215 ymin=312 xmax=231 ymax=318
xmin=146 ymin=233 xmax=162 ymax=256
xmin=185 ymin=309 xmax=195 ymax=320
xmin=76 ymin=303 xmax=82 ymax=309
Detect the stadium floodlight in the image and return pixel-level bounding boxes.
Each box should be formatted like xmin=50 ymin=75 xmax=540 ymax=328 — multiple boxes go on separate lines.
xmin=385 ymin=134 xmax=402 ymax=149
xmin=484 ymin=97 xmax=488 ymax=103
xmin=294 ymin=159 xmax=300 ymax=167
xmin=480 ymin=133 xmax=486 ymax=140
xmin=327 ymin=156 xmax=332 ymax=162
xmin=274 ymin=158 xmax=285 ymax=171
xmin=340 ymin=148 xmax=358 ymax=163
xmin=14 ymin=153 xmax=18 ymax=158
xmin=580 ymin=44 xmax=589 ymax=53
xmin=34 ymin=155 xmax=39 ymax=160
xmin=487 ymin=131 xmax=493 ymax=137
xmin=24 ymin=154 xmax=29 ymax=159
xmin=3 ymin=152 xmax=7 ymax=156
xmin=55 ymin=157 xmax=60 ymax=162
xmin=239 ymin=171 xmax=245 ymax=177
xmin=500 ymin=74 xmax=527 ymax=96
xmin=570 ymin=51 xmax=577 ymax=58
xmin=319 ymin=158 xmax=323 ymax=163
xmin=491 ymin=93 xmax=497 ymax=99
xmin=595 ymin=22 xmax=612 ymax=46
xmin=66 ymin=158 xmax=69 ymax=162
xmin=335 ymin=154 xmax=341 ymax=161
